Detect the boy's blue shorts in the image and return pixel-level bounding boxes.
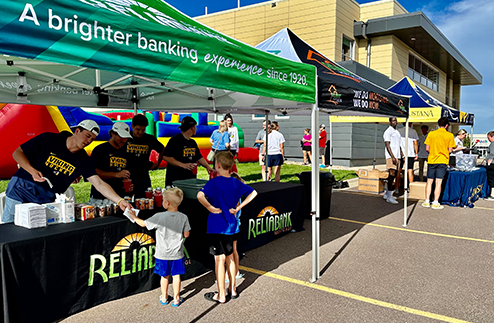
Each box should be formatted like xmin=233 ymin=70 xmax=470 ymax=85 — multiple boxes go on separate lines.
xmin=154 ymin=258 xmax=186 ymax=277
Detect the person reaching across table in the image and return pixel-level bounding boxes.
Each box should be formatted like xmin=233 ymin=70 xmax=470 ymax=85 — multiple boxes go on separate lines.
xmin=127 ymin=188 xmax=190 ymax=307
xmin=450 ymin=129 xmax=468 ymax=166
xmin=422 ymin=117 xmax=455 ymax=210
xmin=163 ymin=116 xmax=213 ymax=188
xmin=2 ymin=120 xmax=132 ymax=223
xmin=484 ymin=131 xmax=494 ymax=201
xmin=90 ymin=122 xmax=133 ymax=203
xmin=126 ymin=114 xmax=165 ymax=198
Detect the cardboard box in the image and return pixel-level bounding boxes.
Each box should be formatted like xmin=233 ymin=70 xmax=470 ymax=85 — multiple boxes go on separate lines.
xmin=409 ymin=182 xmax=427 ymax=200
xmin=357 ymin=169 xmax=387 ymax=194
xmin=75 ymin=204 xmax=95 ymax=221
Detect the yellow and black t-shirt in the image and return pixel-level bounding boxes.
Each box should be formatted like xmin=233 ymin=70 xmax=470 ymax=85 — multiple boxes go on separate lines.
xmin=12 ymin=131 xmax=96 ymax=197
xmin=90 ymin=142 xmax=128 ymax=199
xmin=163 ymin=133 xmax=201 ymax=187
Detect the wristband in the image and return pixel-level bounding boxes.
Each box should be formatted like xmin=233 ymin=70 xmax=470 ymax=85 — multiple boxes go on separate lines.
xmin=117 ymin=198 xmax=125 ymax=206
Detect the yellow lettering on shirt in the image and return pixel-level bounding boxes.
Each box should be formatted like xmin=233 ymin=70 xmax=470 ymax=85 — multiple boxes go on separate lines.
xmin=110 ymin=157 xmax=127 ymax=169
xmin=184 ymin=148 xmax=196 ymax=157
xmin=45 ymin=156 xmax=75 ymax=176
xmin=127 ymin=144 xmax=149 ymax=155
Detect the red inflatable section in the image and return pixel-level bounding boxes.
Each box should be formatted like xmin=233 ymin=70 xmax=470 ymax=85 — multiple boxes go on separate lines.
xmin=102 ymin=111 xmax=136 ymax=121
xmin=0 ymin=104 xmax=58 ymax=179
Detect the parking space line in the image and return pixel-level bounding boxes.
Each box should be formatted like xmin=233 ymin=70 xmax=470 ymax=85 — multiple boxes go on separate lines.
xmin=239 ymin=265 xmax=471 ymax=323
xmin=328 ymin=217 xmax=494 ymax=244
xmin=474 ymin=206 xmax=494 ymax=211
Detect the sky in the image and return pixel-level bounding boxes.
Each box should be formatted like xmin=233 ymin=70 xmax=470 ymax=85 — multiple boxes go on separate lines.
xmin=165 ymin=0 xmax=492 ymax=134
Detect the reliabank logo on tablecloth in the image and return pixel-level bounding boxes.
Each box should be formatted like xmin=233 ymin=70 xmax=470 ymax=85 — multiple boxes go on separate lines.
xmin=248 ymin=206 xmax=292 ymax=240
xmin=88 ymin=233 xmax=156 ymax=286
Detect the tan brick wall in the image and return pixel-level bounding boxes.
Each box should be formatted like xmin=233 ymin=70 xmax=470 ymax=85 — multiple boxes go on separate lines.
xmin=360 ymin=0 xmax=408 ymax=21
xmin=335 ymin=0 xmax=360 ymax=61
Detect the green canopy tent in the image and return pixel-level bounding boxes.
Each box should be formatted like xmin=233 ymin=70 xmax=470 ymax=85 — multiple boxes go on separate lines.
xmin=0 ymin=0 xmax=406 ymax=298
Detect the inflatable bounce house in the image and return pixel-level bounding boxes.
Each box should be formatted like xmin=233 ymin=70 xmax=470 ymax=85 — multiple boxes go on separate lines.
xmin=0 ymin=104 xmax=258 ymax=179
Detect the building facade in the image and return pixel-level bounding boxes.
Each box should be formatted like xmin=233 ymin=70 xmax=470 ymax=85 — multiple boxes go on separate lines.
xmin=197 ymin=0 xmax=481 ymax=166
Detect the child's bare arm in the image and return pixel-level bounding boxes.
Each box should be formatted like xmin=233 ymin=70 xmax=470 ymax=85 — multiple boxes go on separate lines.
xmin=197 ymin=191 xmax=221 ymax=213
xmin=184 ymin=230 xmax=190 ymax=238
xmin=127 ymin=208 xmax=146 ymax=227
xmin=229 ymin=190 xmax=258 ymax=214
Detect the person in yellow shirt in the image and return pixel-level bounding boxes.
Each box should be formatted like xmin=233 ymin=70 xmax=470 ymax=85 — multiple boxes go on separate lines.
xmin=422 ymin=117 xmax=456 ymax=210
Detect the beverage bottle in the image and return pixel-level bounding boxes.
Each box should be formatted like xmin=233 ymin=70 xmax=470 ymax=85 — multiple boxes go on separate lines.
xmin=154 ymin=187 xmax=163 ymax=208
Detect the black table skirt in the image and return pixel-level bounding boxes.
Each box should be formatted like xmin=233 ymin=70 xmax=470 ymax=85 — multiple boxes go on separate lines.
xmin=0 ymin=181 xmax=305 ymax=323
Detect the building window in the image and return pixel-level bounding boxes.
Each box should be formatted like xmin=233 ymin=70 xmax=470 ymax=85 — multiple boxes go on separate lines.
xmin=342 ymin=36 xmax=354 ymax=61
xmin=275 ymin=114 xmax=290 ymax=120
xmin=408 ymin=53 xmax=439 ymax=92
xmin=252 ymin=114 xmax=266 ymax=120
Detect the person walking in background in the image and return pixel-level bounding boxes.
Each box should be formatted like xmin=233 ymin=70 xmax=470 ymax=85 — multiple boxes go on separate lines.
xmin=224 ymin=113 xmax=239 ymax=157
xmin=383 ymin=117 xmax=403 ymax=204
xmin=398 ymin=122 xmax=419 ymax=186
xmin=422 ymin=117 xmax=455 ymax=210
xmin=255 ymin=120 xmax=270 ymax=181
xmin=319 ymin=124 xmax=327 ymax=168
xmin=484 ymin=131 xmax=494 ymax=201
xmin=302 ymin=128 xmax=312 ymax=165
xmin=262 ymin=123 xmax=285 ymax=182
xmin=418 ymin=125 xmax=429 ymax=182
xmin=450 ymin=129 xmax=468 ymax=166
xmin=209 ymin=120 xmax=230 ymax=170
xmin=127 ymin=188 xmax=190 ymax=307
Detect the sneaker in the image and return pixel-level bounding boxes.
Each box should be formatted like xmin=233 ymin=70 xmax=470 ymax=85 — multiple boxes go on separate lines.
xmin=421 ymin=201 xmax=430 ymax=208
xmin=484 ymin=196 xmax=494 ymax=201
xmin=431 ymin=203 xmax=444 ymax=210
xmin=383 ymin=191 xmax=390 ymax=200
xmin=319 ymin=164 xmax=325 ymax=168
xmin=386 ymin=196 xmax=398 ymax=204
xmin=394 ymin=189 xmax=400 ymax=195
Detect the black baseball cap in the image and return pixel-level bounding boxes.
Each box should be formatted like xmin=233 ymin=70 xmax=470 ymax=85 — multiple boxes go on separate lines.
xmin=178 ymin=116 xmax=197 ymax=131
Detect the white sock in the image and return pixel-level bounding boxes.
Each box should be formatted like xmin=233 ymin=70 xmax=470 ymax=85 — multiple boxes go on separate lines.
xmin=424 ymin=199 xmax=430 ymax=204
xmin=432 ymin=200 xmax=439 ymax=205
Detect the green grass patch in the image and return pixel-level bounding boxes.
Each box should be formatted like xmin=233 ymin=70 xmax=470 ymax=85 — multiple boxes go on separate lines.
xmin=1 ymin=163 xmax=357 ymax=204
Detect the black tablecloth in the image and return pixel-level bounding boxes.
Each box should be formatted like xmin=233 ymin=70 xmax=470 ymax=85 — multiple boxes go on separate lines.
xmin=0 ymin=181 xmax=305 ymax=323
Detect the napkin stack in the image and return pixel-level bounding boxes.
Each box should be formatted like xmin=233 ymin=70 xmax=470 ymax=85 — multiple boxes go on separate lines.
xmin=15 ymin=203 xmax=47 ymax=229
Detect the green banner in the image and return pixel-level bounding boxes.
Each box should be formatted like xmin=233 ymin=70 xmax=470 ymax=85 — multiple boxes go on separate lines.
xmin=0 ymin=0 xmax=316 ymax=103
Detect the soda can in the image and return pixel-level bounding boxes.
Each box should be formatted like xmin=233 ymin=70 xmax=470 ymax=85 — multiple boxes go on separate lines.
xmin=148 ymin=199 xmax=154 ymax=210
xmin=144 ymin=199 xmax=149 ymax=210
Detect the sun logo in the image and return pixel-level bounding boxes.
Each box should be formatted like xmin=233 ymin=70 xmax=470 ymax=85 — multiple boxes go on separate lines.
xmin=112 ymin=233 xmax=155 ymax=252
xmin=258 ymin=206 xmax=279 ymax=218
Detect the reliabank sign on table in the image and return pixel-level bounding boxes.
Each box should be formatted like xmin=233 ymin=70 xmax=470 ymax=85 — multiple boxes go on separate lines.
xmin=248 ymin=206 xmax=293 ymax=240
xmin=88 ymin=232 xmax=156 ymax=286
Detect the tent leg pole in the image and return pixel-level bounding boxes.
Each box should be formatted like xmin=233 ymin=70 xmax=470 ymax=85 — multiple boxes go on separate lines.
xmin=373 ymin=123 xmax=377 ymax=169
xmin=329 ymin=117 xmax=333 ymax=172
xmin=311 ymin=103 xmax=320 ymax=282
xmin=403 ymin=117 xmax=409 ymax=227
xmin=264 ymin=111 xmax=269 ymax=182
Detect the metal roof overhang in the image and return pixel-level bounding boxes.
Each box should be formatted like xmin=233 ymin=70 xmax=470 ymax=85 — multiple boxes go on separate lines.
xmin=354 ymin=12 xmax=482 ymax=86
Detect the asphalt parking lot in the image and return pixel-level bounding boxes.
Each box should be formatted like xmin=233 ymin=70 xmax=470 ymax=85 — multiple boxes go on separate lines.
xmin=61 ymin=189 xmax=494 ymax=323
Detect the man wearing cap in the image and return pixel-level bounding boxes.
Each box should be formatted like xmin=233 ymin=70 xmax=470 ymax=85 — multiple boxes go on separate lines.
xmin=319 ymin=124 xmax=327 ymax=168
xmin=163 ymin=116 xmax=213 ymax=188
xmin=90 ymin=122 xmax=133 ymax=202
xmin=126 ymin=114 xmax=165 ymax=198
xmin=2 ymin=120 xmax=132 ymax=223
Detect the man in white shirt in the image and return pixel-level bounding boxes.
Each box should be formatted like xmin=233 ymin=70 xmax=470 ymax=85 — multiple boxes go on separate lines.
xmin=383 ymin=117 xmax=404 ymax=204
xmin=262 ymin=122 xmax=285 ymax=182
xmin=398 ymin=123 xmax=419 ymax=186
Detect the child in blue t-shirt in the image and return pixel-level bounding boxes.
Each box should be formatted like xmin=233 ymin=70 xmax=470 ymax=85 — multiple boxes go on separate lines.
xmin=197 ymin=151 xmax=257 ymax=304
